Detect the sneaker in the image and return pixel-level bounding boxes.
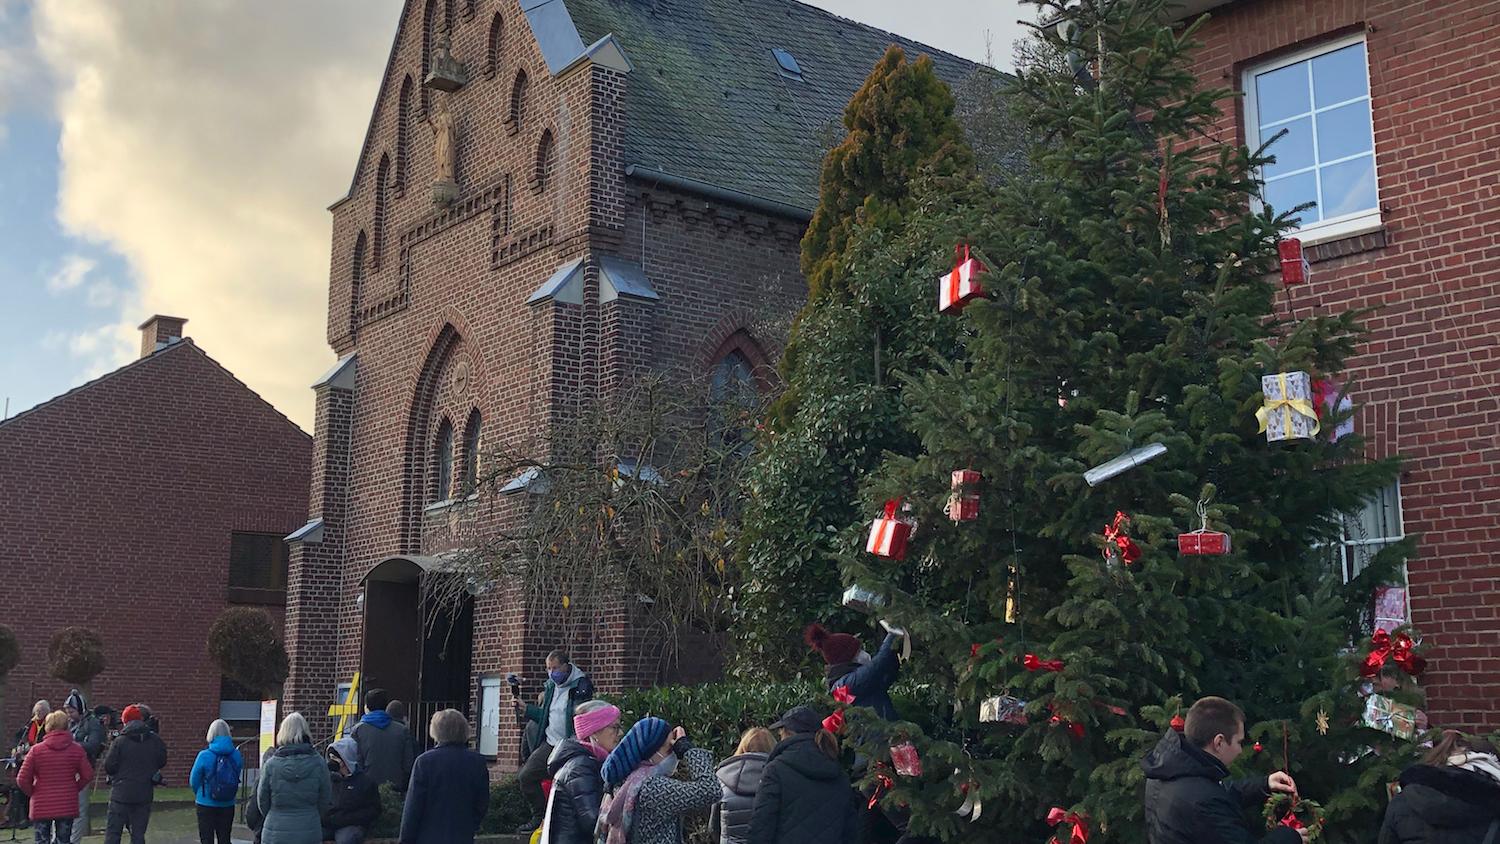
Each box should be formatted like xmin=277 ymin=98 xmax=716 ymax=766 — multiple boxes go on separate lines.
xmin=515 ymin=818 xmax=540 ymax=834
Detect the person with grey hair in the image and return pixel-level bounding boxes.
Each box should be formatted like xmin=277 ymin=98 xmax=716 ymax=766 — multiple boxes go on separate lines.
xmin=5 ymin=700 xmax=51 ymax=829
xmin=62 ymin=691 xmax=103 ymax=844
xmin=398 ymin=710 xmax=488 ymax=844
xmin=189 ymin=719 xmax=242 ymax=844
xmin=257 ymin=713 xmax=331 ymax=844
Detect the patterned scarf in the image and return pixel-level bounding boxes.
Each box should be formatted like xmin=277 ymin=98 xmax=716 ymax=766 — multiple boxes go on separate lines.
xmin=1450 ymin=751 xmax=1500 ymax=786
xmin=598 ymin=764 xmax=655 ymax=844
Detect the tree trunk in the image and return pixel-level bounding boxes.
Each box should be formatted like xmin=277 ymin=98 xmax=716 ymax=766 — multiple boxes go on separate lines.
xmin=0 ymin=676 xmax=8 ymax=750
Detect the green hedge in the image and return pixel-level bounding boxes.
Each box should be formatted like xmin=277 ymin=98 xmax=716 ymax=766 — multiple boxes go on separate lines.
xmin=611 ymin=678 xmax=820 ymax=758
xmin=369 ymin=776 xmax=529 ymax=839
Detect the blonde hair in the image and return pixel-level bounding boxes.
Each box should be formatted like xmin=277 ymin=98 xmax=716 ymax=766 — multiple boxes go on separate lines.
xmin=276 ymin=712 xmax=311 ymax=747
xmin=735 ymin=727 xmax=774 ymax=755
xmin=206 ymin=719 xmax=233 ymax=744
xmin=44 ymin=711 xmax=69 ymax=733
xmin=429 ymin=709 xmax=470 ymax=745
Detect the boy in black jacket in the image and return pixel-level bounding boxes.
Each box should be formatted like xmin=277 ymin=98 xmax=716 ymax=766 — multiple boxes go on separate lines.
xmin=323 ymin=739 xmax=381 ymax=844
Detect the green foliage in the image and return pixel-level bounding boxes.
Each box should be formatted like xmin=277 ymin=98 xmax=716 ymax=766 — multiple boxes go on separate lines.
xmin=370 ymin=783 xmax=404 ymax=839
xmin=478 ymin=775 xmax=531 ymax=834
xmin=47 ymin=626 xmax=106 ymax=686
xmin=0 ymin=624 xmax=18 ymax=678
xmin=207 ymin=607 xmax=290 ymax=697
xmin=611 ymin=679 xmax=819 ymax=758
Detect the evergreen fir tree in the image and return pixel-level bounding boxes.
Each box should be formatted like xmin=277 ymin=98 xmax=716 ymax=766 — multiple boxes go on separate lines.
xmin=810 ymin=2 xmax=1421 ymax=842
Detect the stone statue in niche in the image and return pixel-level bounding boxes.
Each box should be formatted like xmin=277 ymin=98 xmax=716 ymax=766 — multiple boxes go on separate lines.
xmin=429 ymin=98 xmax=459 ymax=206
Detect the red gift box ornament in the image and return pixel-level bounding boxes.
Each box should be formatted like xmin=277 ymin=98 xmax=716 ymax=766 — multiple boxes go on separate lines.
xmin=1024 ymin=654 xmax=1065 ymax=673
xmin=948 ymin=469 xmax=981 ymax=522
xmin=890 ymin=741 xmax=923 ymax=777
xmin=1178 ymin=499 xmax=1231 ymax=556
xmin=1046 ymin=808 xmax=1091 ymax=844
xmin=938 ymin=244 xmax=985 ymax=313
xmin=866 ymin=499 xmax=912 ymax=560
xmin=1360 ymin=628 xmax=1427 ymax=678
xmin=1102 ymin=511 xmax=1141 ymax=567
xmin=1279 ymin=238 xmax=1310 ymax=286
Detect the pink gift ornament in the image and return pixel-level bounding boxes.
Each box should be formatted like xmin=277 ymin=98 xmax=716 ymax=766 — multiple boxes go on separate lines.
xmin=938 ymin=244 xmax=985 ymax=313
xmin=890 ymin=741 xmax=923 ymax=777
xmin=1374 ymin=586 xmax=1409 ymax=632
xmin=948 ymin=469 xmax=981 ymax=522
xmin=1312 ymin=377 xmax=1355 ymax=442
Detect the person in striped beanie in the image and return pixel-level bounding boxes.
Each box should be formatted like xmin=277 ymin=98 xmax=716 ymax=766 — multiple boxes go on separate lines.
xmin=597 ymin=717 xmax=718 ymax=844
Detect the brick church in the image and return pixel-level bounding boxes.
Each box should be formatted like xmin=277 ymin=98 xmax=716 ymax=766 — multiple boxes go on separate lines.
xmin=280 ymin=0 xmax=980 ymax=763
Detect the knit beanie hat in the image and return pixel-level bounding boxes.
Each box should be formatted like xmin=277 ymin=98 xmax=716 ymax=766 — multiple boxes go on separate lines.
xmin=121 ymin=705 xmax=143 ymax=724
xmin=574 ymin=704 xmax=621 ymax=742
xmin=601 ymin=716 xmax=670 ymax=786
xmin=804 ymin=623 xmax=861 ymax=666
xmin=65 ymin=689 xmax=86 ymax=714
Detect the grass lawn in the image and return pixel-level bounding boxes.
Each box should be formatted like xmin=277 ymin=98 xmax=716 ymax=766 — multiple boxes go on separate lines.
xmin=88 ymin=787 xmax=197 ymax=805
xmin=73 ymin=804 xmax=252 ymax=844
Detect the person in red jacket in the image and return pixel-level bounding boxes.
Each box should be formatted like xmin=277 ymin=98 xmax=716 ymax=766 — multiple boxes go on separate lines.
xmin=16 ymin=711 xmax=94 ymax=844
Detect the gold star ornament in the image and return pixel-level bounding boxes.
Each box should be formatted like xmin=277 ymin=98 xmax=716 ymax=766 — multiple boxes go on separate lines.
xmin=1316 ymin=708 xmax=1329 ymax=736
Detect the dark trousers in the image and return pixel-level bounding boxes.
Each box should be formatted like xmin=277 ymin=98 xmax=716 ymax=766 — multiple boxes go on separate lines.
xmin=32 ymin=819 xmax=72 ymax=844
xmin=517 ymin=742 xmax=554 ymax=820
xmin=196 ymin=805 xmax=234 ymax=844
xmin=103 ymin=801 xmax=151 ymax=844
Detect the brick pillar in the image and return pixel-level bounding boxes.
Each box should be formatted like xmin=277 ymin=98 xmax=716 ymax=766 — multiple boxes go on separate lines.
xmin=284 ymin=355 xmax=357 ymax=739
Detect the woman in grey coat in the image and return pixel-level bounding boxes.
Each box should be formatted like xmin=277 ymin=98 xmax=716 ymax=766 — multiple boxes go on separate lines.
xmin=709 ymin=728 xmax=773 ymax=844
xmin=256 ymin=713 xmax=332 ymax=844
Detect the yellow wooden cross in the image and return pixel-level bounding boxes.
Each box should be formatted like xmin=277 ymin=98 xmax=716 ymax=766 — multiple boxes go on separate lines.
xmin=328 ymin=671 xmax=362 ymax=737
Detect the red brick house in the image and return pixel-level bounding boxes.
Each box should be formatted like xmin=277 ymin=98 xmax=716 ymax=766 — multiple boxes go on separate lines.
xmin=280 ymin=0 xmax=981 ymax=763
xmin=1176 ymin=0 xmax=1500 ymax=730
xmin=0 ymin=316 xmax=312 ymax=778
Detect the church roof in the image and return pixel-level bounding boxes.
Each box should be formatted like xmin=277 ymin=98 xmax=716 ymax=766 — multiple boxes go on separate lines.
xmin=562 ymin=0 xmax=986 ymax=212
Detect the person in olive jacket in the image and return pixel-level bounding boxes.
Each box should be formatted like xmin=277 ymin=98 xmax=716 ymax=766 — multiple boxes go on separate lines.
xmin=746 ymin=707 xmax=860 ymax=844
xmin=15 ymin=711 xmax=94 ymax=844
xmin=102 ymin=705 xmax=168 ymax=844
xmin=399 ymin=710 xmax=489 ymax=844
xmin=544 ymin=700 xmax=623 ymax=844
xmin=322 ymin=738 xmax=381 ymax=844
xmin=257 ymin=713 xmax=333 ymax=844
xmin=1141 ymin=696 xmax=1305 ymax=844
xmin=1379 ymin=730 xmax=1500 ymax=844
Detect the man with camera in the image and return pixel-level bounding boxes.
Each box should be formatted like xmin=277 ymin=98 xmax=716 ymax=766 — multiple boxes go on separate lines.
xmin=513 ymin=650 xmax=593 ymax=835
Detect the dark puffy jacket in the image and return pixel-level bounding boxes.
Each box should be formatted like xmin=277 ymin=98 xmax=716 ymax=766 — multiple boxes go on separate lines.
xmin=710 ymin=753 xmax=766 ymax=844
xmin=825 ymin=634 xmax=901 ymax=721
xmin=545 ymin=739 xmax=604 ymax=844
xmin=746 ymin=735 xmax=860 ymax=844
xmin=398 ymin=743 xmax=489 ymax=844
xmin=70 ymin=714 xmax=105 ymax=763
xmin=324 ymin=770 xmax=381 ymax=833
xmin=103 ymin=721 xmax=168 ymax=805
xmin=1141 ymin=730 xmax=1299 ymax=844
xmin=352 ymin=717 xmax=416 ymax=792
xmin=1378 ymin=762 xmax=1500 ymax=844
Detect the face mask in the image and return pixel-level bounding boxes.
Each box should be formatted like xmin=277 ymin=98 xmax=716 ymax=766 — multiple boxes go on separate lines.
xmin=854 ymin=650 xmax=872 ymax=666
xmin=328 ymin=760 xmax=342 ymax=772
xmin=549 ymin=669 xmax=569 ymax=685
xmin=653 ymin=755 xmax=679 ymax=778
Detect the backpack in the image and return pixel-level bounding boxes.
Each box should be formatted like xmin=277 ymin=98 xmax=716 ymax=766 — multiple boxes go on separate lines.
xmin=207 ymin=751 xmax=239 ymax=802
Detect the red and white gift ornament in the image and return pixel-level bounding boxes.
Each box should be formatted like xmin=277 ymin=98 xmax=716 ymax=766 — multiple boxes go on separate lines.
xmin=948 ymin=469 xmax=981 ymax=522
xmin=1278 ymin=238 xmax=1310 ymax=286
xmin=890 ymin=741 xmax=923 ymax=777
xmin=938 ymin=244 xmax=985 ymax=313
xmin=866 ymin=499 xmax=913 ymax=560
xmin=1178 ymin=500 xmax=1231 ymax=556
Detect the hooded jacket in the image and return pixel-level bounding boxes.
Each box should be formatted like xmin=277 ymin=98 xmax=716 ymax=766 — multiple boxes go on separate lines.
xmin=710 ymin=752 xmax=767 ymax=844
xmin=103 ymin=720 xmax=168 ymax=805
xmin=324 ymin=738 xmax=381 ymax=834
xmin=1141 ymin=729 xmax=1299 ymax=844
xmin=352 ymin=710 xmax=416 ymax=792
xmin=69 ymin=713 xmax=105 ymax=763
xmin=1378 ymin=759 xmax=1500 ymax=844
xmin=525 ymin=665 xmax=594 ymax=746
xmin=257 ymin=743 xmax=333 ymax=844
xmin=824 ymin=633 xmax=901 ymax=721
xmin=16 ymin=730 xmax=93 ymax=821
xmin=189 ymin=735 xmax=244 ymax=808
xmin=545 ymin=738 xmax=605 ymax=844
xmin=747 ymin=735 xmax=860 ymax=844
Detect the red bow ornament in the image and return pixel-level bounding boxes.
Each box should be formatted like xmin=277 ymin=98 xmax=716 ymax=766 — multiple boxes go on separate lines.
xmin=1361 ymin=628 xmax=1426 ymax=678
xmin=866 ymin=499 xmax=912 ymax=560
xmin=1102 ymin=511 xmax=1141 ymax=566
xmin=868 ymin=768 xmax=894 ymax=810
xmin=823 ymin=686 xmax=856 ymax=734
xmin=1024 ymin=654 xmax=1065 ymax=673
xmin=1046 ymin=808 xmax=1091 ymax=844
xmin=1049 ymin=714 xmax=1086 ymax=739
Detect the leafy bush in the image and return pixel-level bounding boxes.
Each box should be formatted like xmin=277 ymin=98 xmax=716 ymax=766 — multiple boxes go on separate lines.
xmin=48 ymin=626 xmax=106 ymax=686
xmin=610 ymin=679 xmax=820 ymax=759
xmin=370 ymin=783 xmax=403 ymax=839
xmin=207 ymin=607 xmax=289 ymax=697
xmin=478 ymin=774 xmax=529 ymax=834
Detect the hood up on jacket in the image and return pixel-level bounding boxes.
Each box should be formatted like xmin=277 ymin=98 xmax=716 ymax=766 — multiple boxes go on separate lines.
xmin=715 ymin=752 xmax=767 ymax=796
xmin=767 ymin=735 xmax=842 ymax=782
xmin=207 ymin=735 xmax=237 ymax=756
xmin=329 ymin=737 xmax=360 ymax=774
xmin=1141 ymin=729 xmax=1229 ymax=783
xmin=119 ymin=720 xmax=153 ymax=742
xmin=1397 ymin=763 xmax=1500 ymax=830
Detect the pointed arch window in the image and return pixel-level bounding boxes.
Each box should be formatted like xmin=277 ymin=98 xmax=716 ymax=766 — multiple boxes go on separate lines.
xmin=396 ymin=76 xmax=413 ymax=193
xmin=350 ymin=230 xmax=368 ymax=336
xmin=707 ymin=334 xmax=766 ymax=449
xmin=486 ymin=13 xmax=504 ymax=78
xmin=373 ymin=154 xmax=391 ymax=270
xmin=506 ymin=69 xmax=529 ymax=135
xmin=462 ymin=410 xmax=482 ymax=491
xmin=433 ymin=417 xmax=455 ymax=503
xmin=532 ymin=129 xmax=556 ymax=193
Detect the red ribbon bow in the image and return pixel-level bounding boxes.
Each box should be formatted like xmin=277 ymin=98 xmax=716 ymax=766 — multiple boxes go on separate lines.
xmin=1049 ymin=714 xmax=1086 ymax=739
xmin=868 ymin=770 xmax=894 ymax=810
xmin=823 ymin=686 xmax=857 ymax=734
xmin=1279 ymin=811 xmax=1305 ymax=832
xmin=1361 ymin=628 xmax=1426 ymax=678
xmin=1024 ymin=654 xmax=1065 ymax=673
xmin=1102 ymin=511 xmax=1141 ymax=566
xmin=882 ymin=499 xmax=900 ymax=520
xmin=1046 ymin=808 xmax=1091 ymax=844
xmin=833 ymin=686 xmax=856 ymax=705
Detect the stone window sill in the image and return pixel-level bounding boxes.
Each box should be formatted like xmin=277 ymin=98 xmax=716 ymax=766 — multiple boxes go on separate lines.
xmin=1305 ymin=226 xmax=1387 ymax=264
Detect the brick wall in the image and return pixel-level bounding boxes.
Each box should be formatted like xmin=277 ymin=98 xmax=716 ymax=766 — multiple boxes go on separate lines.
xmin=0 ymin=342 xmax=311 ymax=779
xmin=1188 ymin=0 xmax=1500 ymax=730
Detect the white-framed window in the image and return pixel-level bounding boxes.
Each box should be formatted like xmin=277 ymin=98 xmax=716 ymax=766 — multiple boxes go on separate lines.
xmin=1244 ymin=34 xmax=1380 ymax=244
xmin=477 ymin=676 xmax=502 ymax=757
xmin=1331 ymin=480 xmax=1405 ymax=583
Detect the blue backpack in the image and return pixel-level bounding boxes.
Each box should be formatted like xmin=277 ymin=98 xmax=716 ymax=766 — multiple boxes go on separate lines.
xmin=207 ymin=751 xmax=239 ymax=802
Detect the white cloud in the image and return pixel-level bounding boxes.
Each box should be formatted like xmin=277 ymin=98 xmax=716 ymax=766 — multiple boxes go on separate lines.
xmin=29 ymin=0 xmax=400 ymax=430
xmin=45 ymin=253 xmax=95 ymax=293
xmin=84 ymin=279 xmax=121 ymax=307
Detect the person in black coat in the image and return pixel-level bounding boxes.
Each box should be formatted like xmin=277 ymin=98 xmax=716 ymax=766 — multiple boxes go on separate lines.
xmin=746 ymin=706 xmax=860 ymax=844
xmin=1141 ymin=696 xmax=1304 ymax=844
xmin=398 ymin=710 xmax=489 ymax=844
xmin=102 ymin=705 xmax=168 ymax=844
xmin=323 ymin=739 xmax=381 ymax=844
xmin=1379 ymin=731 xmax=1500 ymax=844
xmin=544 ymin=700 xmax=622 ymax=844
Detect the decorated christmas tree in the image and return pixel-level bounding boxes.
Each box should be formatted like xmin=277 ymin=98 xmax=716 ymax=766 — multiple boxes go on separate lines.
xmin=808 ymin=2 xmax=1423 ymax=842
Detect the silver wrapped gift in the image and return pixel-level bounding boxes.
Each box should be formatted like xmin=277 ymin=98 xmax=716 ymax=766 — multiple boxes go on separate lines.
xmin=841 ymin=584 xmax=886 ymax=613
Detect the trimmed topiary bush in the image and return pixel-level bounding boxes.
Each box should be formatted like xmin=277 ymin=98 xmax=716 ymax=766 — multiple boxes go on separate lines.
xmin=48 ymin=626 xmax=106 ymax=689
xmin=207 ymin=607 xmax=289 ymax=697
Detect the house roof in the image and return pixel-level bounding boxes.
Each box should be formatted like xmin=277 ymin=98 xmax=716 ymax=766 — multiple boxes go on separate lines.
xmin=564 ymin=0 xmax=986 ymax=211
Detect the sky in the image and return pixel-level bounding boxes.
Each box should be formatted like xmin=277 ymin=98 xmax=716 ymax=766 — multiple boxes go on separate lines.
xmin=0 ymin=0 xmax=1033 ymax=430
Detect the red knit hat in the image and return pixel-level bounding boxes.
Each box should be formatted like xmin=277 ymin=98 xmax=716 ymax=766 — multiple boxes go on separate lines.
xmin=804 ymin=623 xmax=861 ymax=665
xmin=121 ymin=705 xmax=143 ymax=724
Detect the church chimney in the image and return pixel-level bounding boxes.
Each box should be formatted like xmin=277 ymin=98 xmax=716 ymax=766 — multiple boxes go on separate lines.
xmin=138 ymin=315 xmax=188 ymax=358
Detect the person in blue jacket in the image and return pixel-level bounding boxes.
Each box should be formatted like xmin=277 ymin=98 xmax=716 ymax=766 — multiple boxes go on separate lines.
xmin=399 ymin=710 xmax=488 ymax=844
xmin=188 ymin=719 xmax=243 ymax=844
xmin=804 ymin=623 xmax=902 ymax=720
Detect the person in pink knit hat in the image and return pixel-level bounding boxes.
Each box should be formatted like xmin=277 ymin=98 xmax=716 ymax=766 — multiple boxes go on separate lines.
xmin=542 ymin=700 xmax=624 ymax=843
